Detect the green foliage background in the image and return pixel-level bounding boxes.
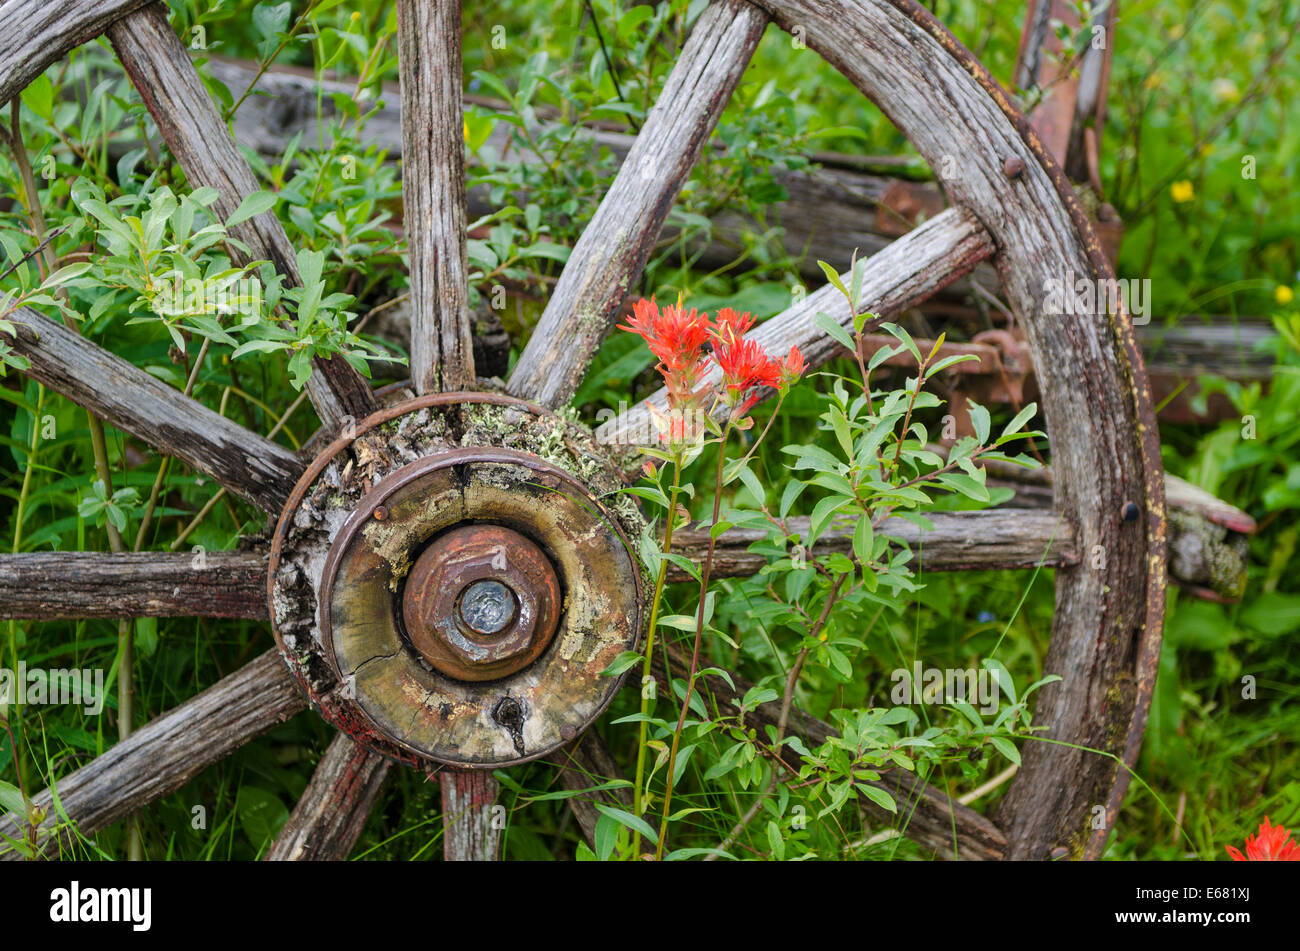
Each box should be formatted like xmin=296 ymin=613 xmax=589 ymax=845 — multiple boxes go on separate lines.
xmin=0 ymin=0 xmax=1295 ymax=860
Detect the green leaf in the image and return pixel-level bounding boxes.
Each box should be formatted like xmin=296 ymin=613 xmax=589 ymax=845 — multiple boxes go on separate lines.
xmin=938 ymin=471 xmax=990 ymax=502
xmin=235 ymin=786 xmax=289 ymax=849
xmin=1001 ymin=402 xmax=1038 ymax=439
xmin=813 ymin=310 xmax=855 ymax=354
xmin=601 ymin=650 xmax=643 ymax=677
xmin=0 ymin=780 xmax=25 ymax=818
xmin=226 ymin=190 xmax=277 ymax=228
xmin=658 ymin=614 xmax=698 ymax=631
xmin=617 ymin=5 xmax=655 ymax=41
xmin=593 ymin=803 xmax=657 ymax=841
xmin=779 ymin=479 xmax=804 ymax=519
xmin=852 ymin=515 xmax=873 ymax=565
xmin=594 ymin=812 xmax=618 ymax=861
xmin=968 ymin=401 xmax=991 ymax=444
xmin=1240 ymin=593 xmax=1300 ymax=636
xmin=817 ymin=260 xmax=849 ymax=300
xmin=858 ymin=784 xmax=897 ymax=813
xmin=989 ymin=736 xmax=1021 ymax=766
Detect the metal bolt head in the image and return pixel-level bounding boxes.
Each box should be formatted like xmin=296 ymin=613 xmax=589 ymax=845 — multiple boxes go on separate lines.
xmin=458 ymin=579 xmax=516 ymax=635
xmin=1002 ymin=155 xmax=1025 ymax=179
xmin=402 ymin=524 xmax=561 ymax=682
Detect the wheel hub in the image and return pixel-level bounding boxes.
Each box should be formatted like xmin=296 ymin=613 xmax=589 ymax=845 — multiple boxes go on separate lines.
xmin=400 ymin=523 xmax=560 ymax=682
xmin=267 ymin=392 xmax=645 ymax=768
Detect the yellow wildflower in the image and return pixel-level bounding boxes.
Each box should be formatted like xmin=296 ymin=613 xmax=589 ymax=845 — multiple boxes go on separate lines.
xmin=1277 ymin=285 xmax=1295 ymax=305
xmin=1171 ymin=180 xmax=1195 ymax=203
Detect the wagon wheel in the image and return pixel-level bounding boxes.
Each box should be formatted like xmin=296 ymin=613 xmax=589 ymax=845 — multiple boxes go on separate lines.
xmin=0 ymin=0 xmax=1165 ymax=862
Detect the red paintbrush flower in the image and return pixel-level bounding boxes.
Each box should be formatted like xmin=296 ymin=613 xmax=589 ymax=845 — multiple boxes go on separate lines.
xmin=619 ymin=296 xmax=712 ymax=418
xmin=713 ymin=307 xmax=757 ymax=346
xmin=1226 ymin=816 xmax=1300 ymax=861
xmin=779 ymin=345 xmax=805 ymax=388
xmin=713 ymin=333 xmax=782 ymax=396
xmin=619 ymin=297 xmax=711 ymax=369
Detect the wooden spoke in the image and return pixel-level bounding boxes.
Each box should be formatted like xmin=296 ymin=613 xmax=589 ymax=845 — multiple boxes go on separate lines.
xmin=396 ymin=0 xmax=475 ymax=394
xmin=0 ymin=651 xmax=306 ymax=860
xmin=107 ymin=3 xmax=378 ymax=428
xmin=548 ymin=732 xmax=634 ymax=851
xmin=0 ymin=551 xmax=268 ymax=620
xmin=673 ymin=509 xmax=1078 ymax=583
xmin=0 ymin=0 xmax=151 ymax=103
xmin=507 ymin=0 xmax=769 ymax=408
xmin=440 ymin=770 xmax=500 ymax=861
xmin=4 ymin=306 xmax=303 ymax=513
xmin=652 ymin=646 xmax=1006 ymax=860
xmin=265 ymin=734 xmax=392 ymax=861
xmin=595 ymin=206 xmax=993 ymax=445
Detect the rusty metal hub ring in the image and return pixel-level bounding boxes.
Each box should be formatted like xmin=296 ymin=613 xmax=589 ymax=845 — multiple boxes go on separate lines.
xmin=267 ymin=393 xmax=646 ymax=768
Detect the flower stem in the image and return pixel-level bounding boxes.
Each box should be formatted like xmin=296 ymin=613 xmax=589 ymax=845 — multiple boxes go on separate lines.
xmin=629 ymin=454 xmax=682 ymax=859
xmin=656 ymin=424 xmax=730 ymax=859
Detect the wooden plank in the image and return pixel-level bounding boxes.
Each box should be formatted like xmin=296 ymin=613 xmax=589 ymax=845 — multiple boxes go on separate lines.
xmin=396 ymin=0 xmax=476 ymax=394
xmin=4 ymin=306 xmax=304 ymax=513
xmin=440 ymin=770 xmax=500 ymax=861
xmin=265 ymin=733 xmax=391 ymax=861
xmin=107 ymin=3 xmax=377 ymax=429
xmin=652 ymin=646 xmax=1007 ymax=860
xmin=672 ymin=509 xmax=1078 ymax=583
xmin=0 ymin=551 xmax=269 ymax=619
xmin=0 ymin=0 xmax=152 ymax=104
xmin=595 ymin=206 xmax=993 ymax=446
xmin=0 ymin=651 xmax=306 ymax=860
xmin=506 ymin=0 xmax=770 ymax=408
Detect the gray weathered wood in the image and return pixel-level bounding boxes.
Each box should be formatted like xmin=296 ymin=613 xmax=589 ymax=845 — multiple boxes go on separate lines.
xmin=202 ymin=54 xmax=984 ymax=288
xmin=0 ymin=651 xmax=306 ymax=860
xmin=674 ymin=509 xmax=1079 ymax=583
xmin=265 ymin=733 xmax=391 ymax=861
xmin=652 ymin=646 xmax=1006 ymax=860
xmin=0 ymin=551 xmax=269 ymax=619
xmin=595 ymin=205 xmax=993 ymax=446
xmin=0 ymin=0 xmax=152 ymax=104
xmin=506 ymin=0 xmax=769 ymax=408
xmin=396 ymin=0 xmax=476 ymax=394
xmin=746 ymin=0 xmax=1166 ymax=859
xmin=3 ymin=306 xmax=304 ymax=513
xmin=440 ymin=770 xmax=500 ymax=861
xmin=107 ymin=3 xmax=377 ymax=429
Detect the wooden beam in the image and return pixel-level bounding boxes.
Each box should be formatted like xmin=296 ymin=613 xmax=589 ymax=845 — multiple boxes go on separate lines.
xmin=506 ymin=0 xmax=769 ymax=407
xmin=673 ymin=509 xmax=1078 ymax=583
xmin=0 ymin=0 xmax=152 ymax=104
xmin=595 ymin=206 xmax=994 ymax=446
xmin=0 ymin=651 xmax=306 ymax=860
xmin=4 ymin=306 xmax=304 ymax=513
xmin=0 ymin=551 xmax=269 ymax=619
xmin=107 ymin=4 xmax=378 ymax=428
xmin=396 ymin=0 xmax=476 ymax=394
xmin=440 ymin=770 xmax=500 ymax=861
xmin=265 ymin=733 xmax=391 ymax=861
